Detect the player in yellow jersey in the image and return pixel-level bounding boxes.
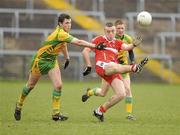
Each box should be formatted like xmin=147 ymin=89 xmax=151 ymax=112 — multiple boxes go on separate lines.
xmin=14 ymin=13 xmax=106 ymax=121
xmin=115 ymin=19 xmax=136 ymax=120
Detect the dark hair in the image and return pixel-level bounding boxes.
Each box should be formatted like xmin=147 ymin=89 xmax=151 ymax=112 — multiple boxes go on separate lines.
xmin=114 ymin=19 xmax=124 ymax=26
xmin=58 ymin=13 xmax=71 ymax=24
xmin=105 ymin=22 xmax=114 ymax=27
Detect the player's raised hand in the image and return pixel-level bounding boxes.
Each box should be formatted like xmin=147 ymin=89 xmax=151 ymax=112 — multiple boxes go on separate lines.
xmin=96 ymin=42 xmax=106 ymax=50
xmin=133 ymin=35 xmax=142 ymax=47
xmin=64 ymin=59 xmax=70 ymax=69
xmin=83 ymin=66 xmax=92 ymax=76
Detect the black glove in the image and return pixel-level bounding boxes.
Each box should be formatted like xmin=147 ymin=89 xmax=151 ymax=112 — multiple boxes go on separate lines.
xmin=64 ymin=59 xmax=70 ymax=69
xmin=117 ymin=57 xmax=124 ymax=64
xmin=95 ymin=42 xmax=106 ymax=50
xmin=83 ymin=66 xmax=92 ymax=76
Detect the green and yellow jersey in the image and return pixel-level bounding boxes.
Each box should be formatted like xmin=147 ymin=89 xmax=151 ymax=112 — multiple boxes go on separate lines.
xmin=115 ymin=34 xmax=133 ymax=65
xmin=37 ymin=25 xmax=74 ymax=60
xmin=31 ymin=25 xmax=74 ymax=75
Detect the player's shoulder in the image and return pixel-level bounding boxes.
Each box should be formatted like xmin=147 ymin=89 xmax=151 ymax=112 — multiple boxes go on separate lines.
xmin=115 ymin=38 xmax=123 ymax=44
xmin=58 ymin=27 xmax=68 ymax=34
xmin=124 ymin=34 xmax=133 ymax=43
xmin=124 ymin=34 xmax=132 ymax=39
xmin=55 ymin=25 xmax=69 ymax=35
xmin=92 ymin=35 xmax=105 ymax=42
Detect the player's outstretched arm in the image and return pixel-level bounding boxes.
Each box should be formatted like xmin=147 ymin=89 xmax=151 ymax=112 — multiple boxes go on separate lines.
xmin=121 ymin=35 xmax=142 ymax=51
xmin=71 ymin=38 xmax=106 ymax=50
xmin=71 ymin=38 xmax=95 ymax=48
xmin=82 ymin=47 xmax=92 ymax=76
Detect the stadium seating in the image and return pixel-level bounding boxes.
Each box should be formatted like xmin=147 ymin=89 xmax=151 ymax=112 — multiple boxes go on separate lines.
xmin=0 ymin=0 xmax=180 ymax=83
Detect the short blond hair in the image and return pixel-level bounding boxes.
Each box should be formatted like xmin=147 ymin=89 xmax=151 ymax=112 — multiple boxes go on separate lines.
xmin=114 ymin=19 xmax=125 ymax=26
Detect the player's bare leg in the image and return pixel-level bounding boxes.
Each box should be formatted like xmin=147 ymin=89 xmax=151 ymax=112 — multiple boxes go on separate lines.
xmin=48 ymin=67 xmax=68 ymax=121
xmin=96 ymin=79 xmax=110 ymax=96
xmin=104 ymin=57 xmax=149 ymax=75
xmin=14 ymin=73 xmax=41 ymax=121
xmin=102 ymin=79 xmax=126 ymax=110
xmin=94 ymin=78 xmax=126 ymax=121
xmin=104 ymin=63 xmax=132 ymax=75
xmin=82 ymin=79 xmax=110 ymax=102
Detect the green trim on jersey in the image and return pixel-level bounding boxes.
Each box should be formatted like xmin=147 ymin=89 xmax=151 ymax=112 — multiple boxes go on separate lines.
xmin=115 ymin=34 xmax=132 ymax=44
xmin=40 ymin=51 xmax=57 ymax=61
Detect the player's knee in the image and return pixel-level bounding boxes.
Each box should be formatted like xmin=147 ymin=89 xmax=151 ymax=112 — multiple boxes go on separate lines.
xmin=54 ymin=82 xmax=62 ymax=91
xmin=116 ymin=92 xmax=126 ymax=100
xmin=27 ymin=83 xmax=35 ymax=90
xmin=125 ymin=87 xmax=131 ymax=96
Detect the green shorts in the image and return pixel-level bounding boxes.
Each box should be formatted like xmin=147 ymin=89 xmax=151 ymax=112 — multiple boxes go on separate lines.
xmin=30 ymin=54 xmax=58 ymax=75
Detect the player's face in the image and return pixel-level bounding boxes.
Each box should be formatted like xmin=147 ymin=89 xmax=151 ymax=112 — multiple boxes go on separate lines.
xmin=115 ymin=24 xmax=125 ymax=36
xmin=60 ymin=18 xmax=72 ymax=32
xmin=104 ymin=26 xmax=116 ymax=41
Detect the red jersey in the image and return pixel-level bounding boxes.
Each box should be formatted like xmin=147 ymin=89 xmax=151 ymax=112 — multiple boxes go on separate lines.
xmin=92 ymin=35 xmax=123 ymax=63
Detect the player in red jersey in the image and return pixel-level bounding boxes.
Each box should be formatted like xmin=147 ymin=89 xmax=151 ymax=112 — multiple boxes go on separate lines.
xmin=81 ymin=22 xmax=148 ymax=122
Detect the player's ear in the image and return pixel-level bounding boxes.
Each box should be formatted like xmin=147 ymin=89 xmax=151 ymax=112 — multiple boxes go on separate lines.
xmin=59 ymin=22 xmax=63 ymax=27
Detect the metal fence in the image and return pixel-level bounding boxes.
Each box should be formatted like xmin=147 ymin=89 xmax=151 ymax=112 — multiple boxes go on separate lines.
xmin=0 ymin=27 xmax=97 ymax=50
xmin=0 ymin=50 xmax=173 ymax=82
xmin=0 ymin=8 xmax=105 ymax=36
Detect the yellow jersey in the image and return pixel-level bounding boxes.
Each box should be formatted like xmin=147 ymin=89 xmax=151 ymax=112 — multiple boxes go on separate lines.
xmin=115 ymin=34 xmax=133 ymax=64
xmin=36 ymin=25 xmax=74 ymax=61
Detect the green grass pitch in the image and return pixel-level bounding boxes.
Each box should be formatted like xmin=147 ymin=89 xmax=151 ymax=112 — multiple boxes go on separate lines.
xmin=0 ymin=80 xmax=180 ymax=135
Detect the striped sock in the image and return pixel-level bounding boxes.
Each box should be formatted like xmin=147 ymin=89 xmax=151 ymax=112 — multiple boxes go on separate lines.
xmin=17 ymin=86 xmax=31 ymax=109
xmin=99 ymin=105 xmax=106 ymax=113
xmin=87 ymin=88 xmax=98 ymax=96
xmin=52 ymin=90 xmax=61 ymax=115
xmin=125 ymin=97 xmax=133 ymax=114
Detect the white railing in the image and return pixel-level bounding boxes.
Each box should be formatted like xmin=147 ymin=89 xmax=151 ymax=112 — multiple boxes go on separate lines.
xmin=0 ymin=27 xmax=137 ymax=51
xmin=0 ymin=27 xmax=97 ymax=50
xmin=0 ymin=8 xmax=105 ymax=36
xmin=136 ymin=54 xmax=173 ymax=83
xmin=0 ymin=50 xmax=85 ymax=81
xmin=66 ymin=0 xmax=104 ymax=13
xmin=25 ymin=0 xmax=104 ymax=13
xmin=154 ymin=32 xmax=180 ymax=54
xmin=0 ymin=50 xmax=173 ymax=82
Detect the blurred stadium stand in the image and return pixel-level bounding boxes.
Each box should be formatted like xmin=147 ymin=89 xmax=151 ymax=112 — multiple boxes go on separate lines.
xmin=0 ymin=0 xmax=180 ymax=83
